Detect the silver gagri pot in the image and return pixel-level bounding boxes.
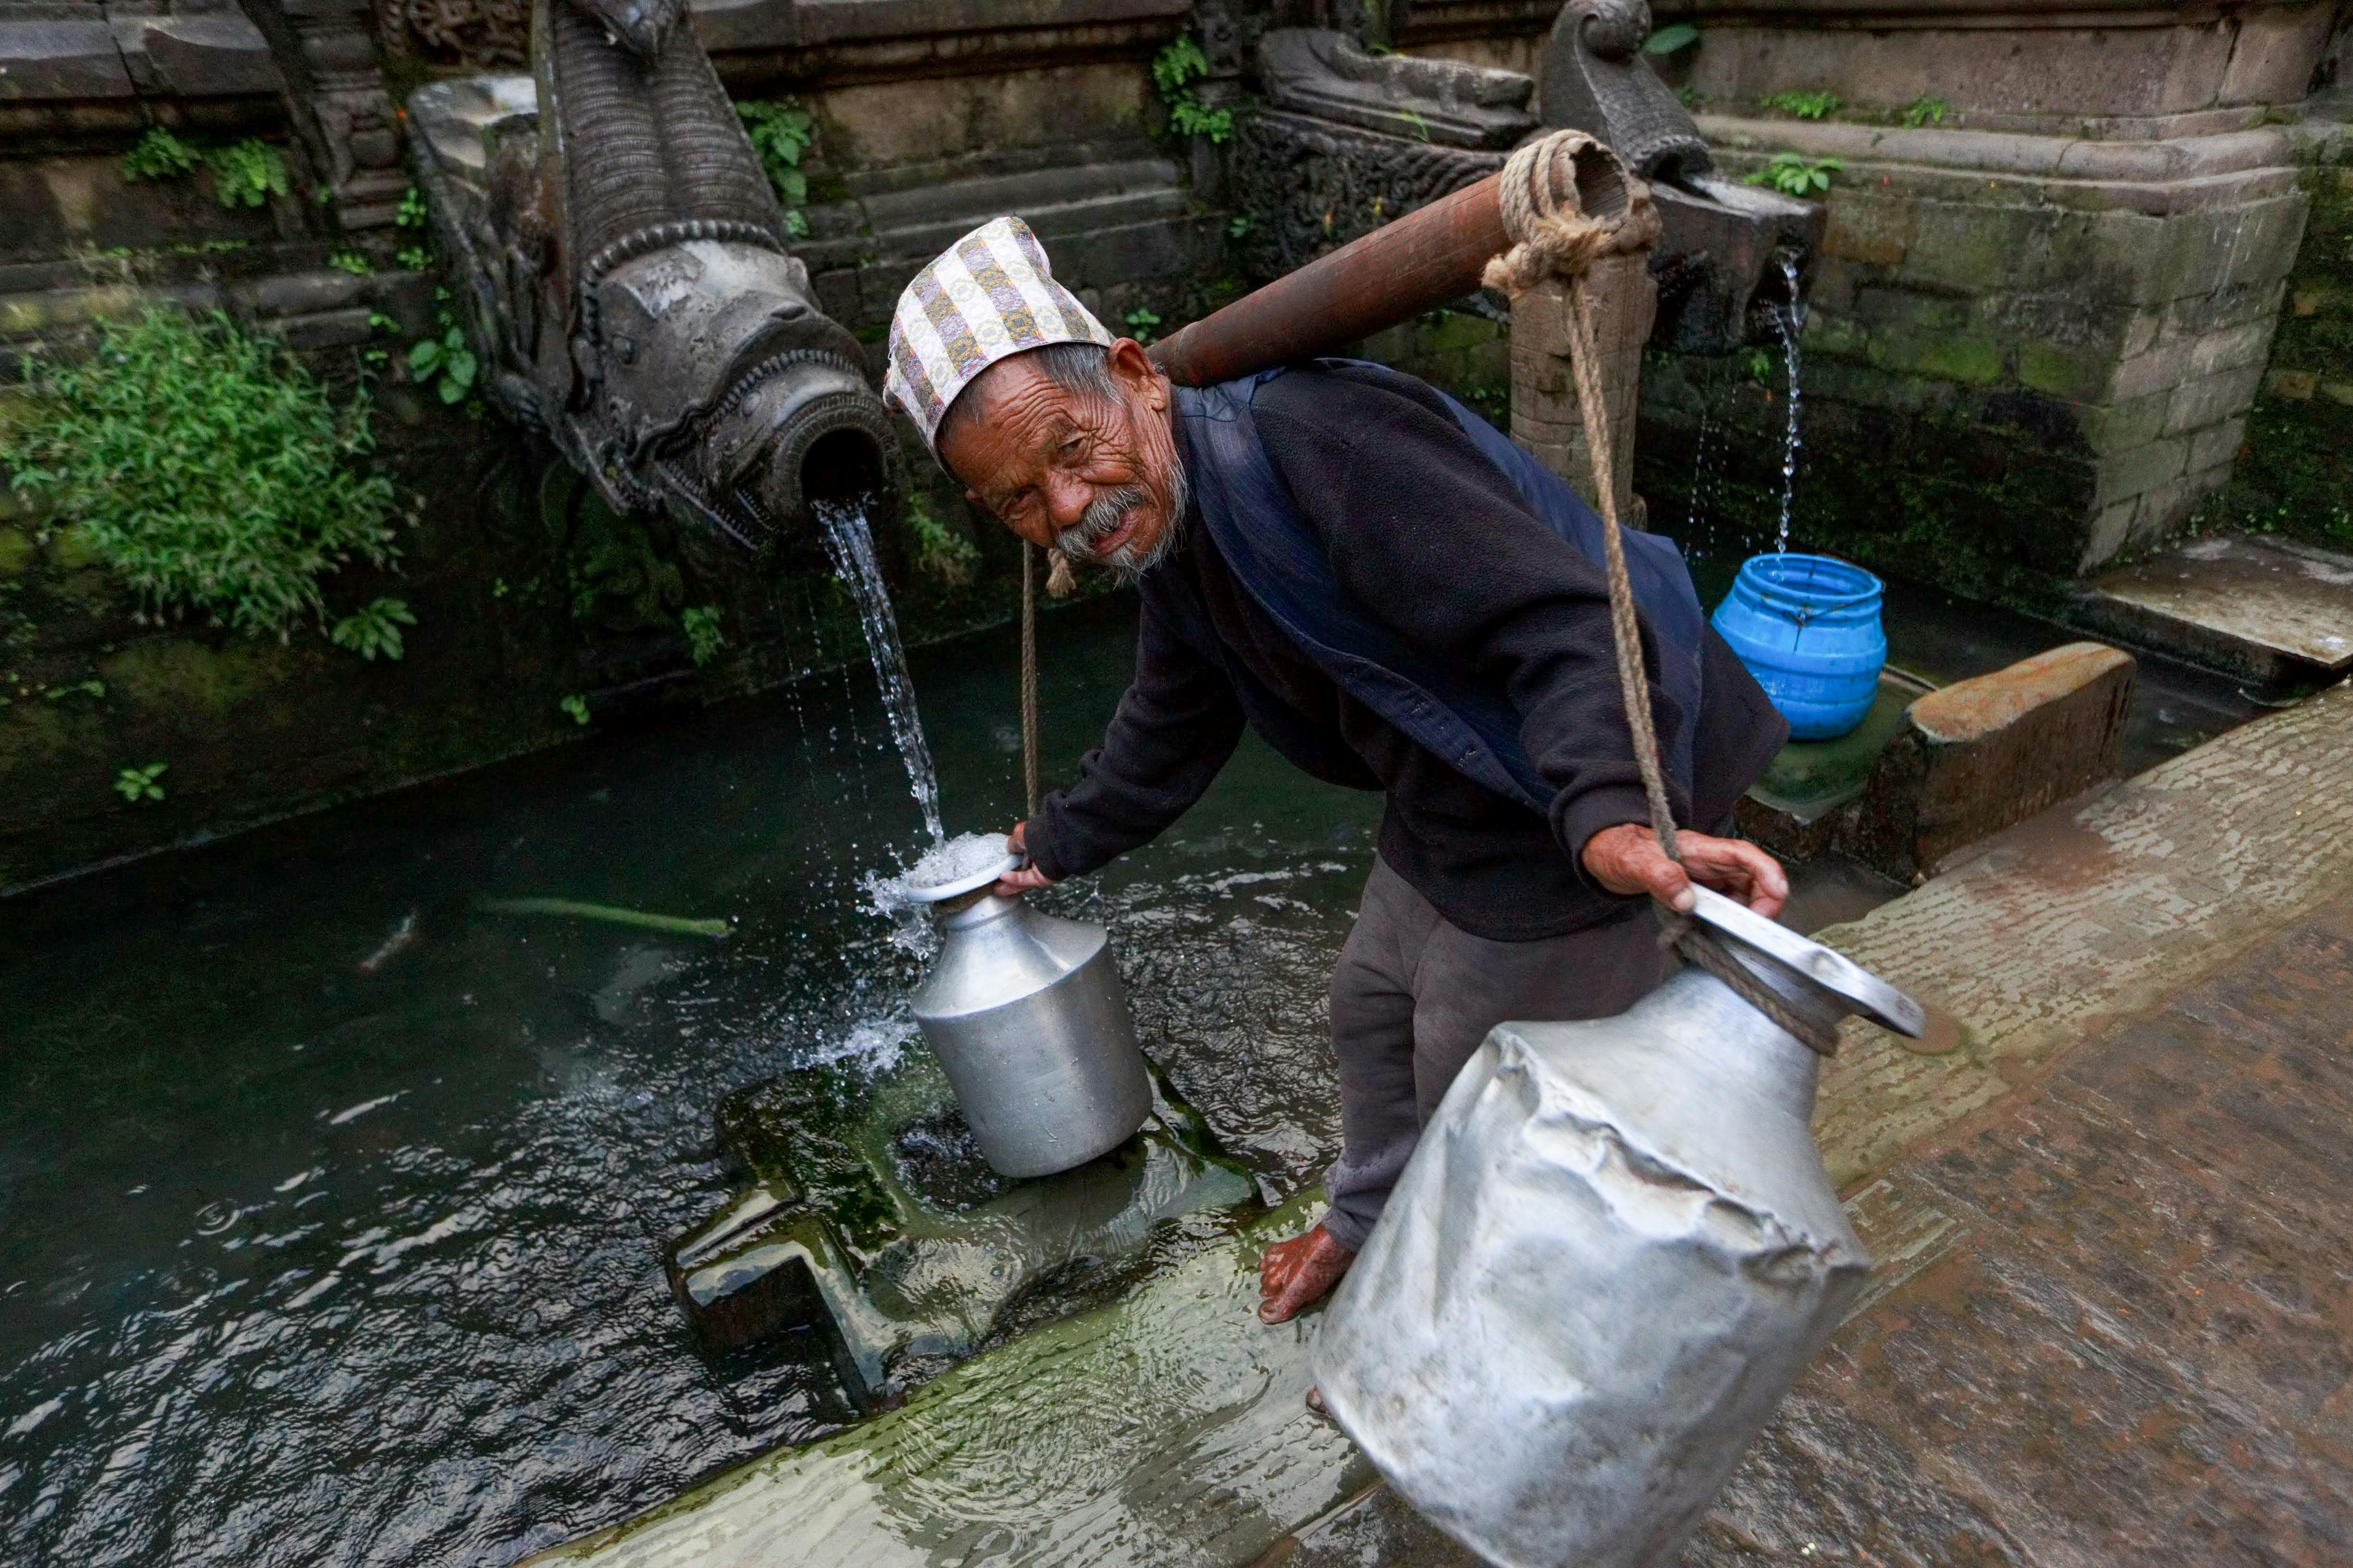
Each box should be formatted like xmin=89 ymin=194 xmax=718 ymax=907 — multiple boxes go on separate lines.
xmin=1315 ymin=887 xmax=1924 ymax=1568
xmin=906 ymin=880 xmax=1152 ymax=1181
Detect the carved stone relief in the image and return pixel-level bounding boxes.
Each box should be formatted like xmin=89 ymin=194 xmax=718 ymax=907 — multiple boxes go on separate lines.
xmin=1230 ymin=108 xmax=1504 ymax=280
xmin=388 ymin=0 xmax=529 ymax=68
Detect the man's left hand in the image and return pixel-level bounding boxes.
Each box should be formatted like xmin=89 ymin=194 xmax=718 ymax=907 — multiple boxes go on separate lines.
xmin=1582 ymin=823 xmax=1787 ymax=919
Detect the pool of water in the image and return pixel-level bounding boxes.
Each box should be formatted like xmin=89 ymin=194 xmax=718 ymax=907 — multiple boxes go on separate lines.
xmin=0 ymin=595 xmax=1382 ymax=1568
xmin=0 ymin=568 xmax=2258 ymax=1568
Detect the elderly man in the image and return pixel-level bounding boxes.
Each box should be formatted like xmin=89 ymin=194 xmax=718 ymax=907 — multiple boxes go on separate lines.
xmin=886 ymin=217 xmax=1790 ymax=1323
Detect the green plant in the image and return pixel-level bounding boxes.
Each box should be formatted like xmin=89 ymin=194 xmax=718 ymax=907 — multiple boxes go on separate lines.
xmin=1 ymin=310 xmax=400 ymax=640
xmin=1123 ymin=305 xmax=1162 ymax=345
xmin=1760 ymin=90 xmax=1842 ymax=121
xmin=681 ymin=604 xmax=727 ymax=665
xmin=1152 ymin=37 xmax=1233 ymax=144
xmin=738 ymin=100 xmax=817 ymax=238
xmin=121 ymin=127 xmax=200 ymax=183
xmin=902 ymin=492 xmax=977 ymax=585
xmin=1227 ymin=213 xmax=1254 ymax=239
xmin=407 ymin=325 xmax=478 ymax=404
xmin=1902 ymin=96 xmax=1948 ymax=129
xmin=1643 ymin=23 xmax=1700 ymax=55
xmin=1746 ymin=347 xmax=1774 ymax=384
xmin=1152 ymin=34 xmax=1209 ymax=95
xmin=45 ymin=679 xmax=105 ymax=702
xmin=1747 ymin=152 xmax=1842 ymax=196
xmin=203 ymin=140 xmax=289 ymax=208
xmin=396 ymin=185 xmax=429 ymax=228
xmin=327 ymin=249 xmax=372 ymax=276
xmin=331 ymin=595 xmax=415 ymax=661
xmin=560 ymin=693 xmax=591 ymax=726
xmin=114 ymin=763 xmax=167 ymax=803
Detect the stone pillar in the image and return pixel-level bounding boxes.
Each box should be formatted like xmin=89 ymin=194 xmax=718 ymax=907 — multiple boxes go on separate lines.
xmin=1510 ymin=251 xmax=1657 ymax=522
xmin=242 ymin=0 xmax=407 ymax=227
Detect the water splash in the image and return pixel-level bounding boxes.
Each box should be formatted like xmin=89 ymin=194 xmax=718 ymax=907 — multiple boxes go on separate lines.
xmin=1769 ymin=251 xmax=1806 ymax=551
xmin=814 ymin=497 xmax=945 ymax=844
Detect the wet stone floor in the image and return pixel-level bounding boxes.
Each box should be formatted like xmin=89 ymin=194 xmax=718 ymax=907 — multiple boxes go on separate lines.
xmin=1266 ymin=892 xmax=2353 ymax=1568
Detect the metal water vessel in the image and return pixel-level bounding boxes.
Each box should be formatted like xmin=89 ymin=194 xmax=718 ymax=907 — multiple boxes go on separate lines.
xmin=1316 ymin=886 xmax=1924 ymax=1568
xmin=901 ymin=842 xmax=1152 ymax=1179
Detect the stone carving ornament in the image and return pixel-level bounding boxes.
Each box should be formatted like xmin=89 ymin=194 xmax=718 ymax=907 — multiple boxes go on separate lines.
xmin=407 ymin=0 xmax=897 ymax=554
xmin=390 ymin=0 xmax=530 ymax=68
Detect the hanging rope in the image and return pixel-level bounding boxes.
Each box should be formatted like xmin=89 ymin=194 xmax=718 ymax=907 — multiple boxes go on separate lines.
xmin=1488 ymin=132 xmax=1838 ymax=1057
xmin=1021 ymin=540 xmax=1042 ymax=820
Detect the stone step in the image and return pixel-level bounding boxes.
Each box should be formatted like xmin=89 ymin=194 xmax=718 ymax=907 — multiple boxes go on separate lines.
xmin=866 ymin=166 xmax=1188 ymax=260
xmin=2073 ymin=533 xmax=2353 ymax=687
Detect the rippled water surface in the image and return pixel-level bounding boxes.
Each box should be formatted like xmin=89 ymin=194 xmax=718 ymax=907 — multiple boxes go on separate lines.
xmin=0 ymin=595 xmax=1380 ymax=1568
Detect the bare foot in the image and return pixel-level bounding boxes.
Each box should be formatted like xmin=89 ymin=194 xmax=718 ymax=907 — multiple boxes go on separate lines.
xmin=1257 ymin=1223 xmax=1355 ymax=1323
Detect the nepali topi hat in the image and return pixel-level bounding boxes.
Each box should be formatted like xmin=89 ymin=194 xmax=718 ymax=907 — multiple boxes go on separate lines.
xmin=884 ymin=215 xmax=1114 ymax=453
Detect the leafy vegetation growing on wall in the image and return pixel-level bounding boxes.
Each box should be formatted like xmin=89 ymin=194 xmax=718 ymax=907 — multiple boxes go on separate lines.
xmin=1153 ymin=36 xmax=1233 ymax=143
xmin=1748 ymin=152 xmax=1842 ymax=196
xmin=119 ymin=128 xmax=291 ymax=208
xmin=121 ymin=127 xmax=200 ymax=182
xmin=0 ymin=310 xmax=402 ymax=641
xmin=903 ymin=491 xmax=978 ymax=585
xmin=738 ymin=100 xmax=817 ymax=238
xmin=1760 ymin=90 xmax=1842 ymax=121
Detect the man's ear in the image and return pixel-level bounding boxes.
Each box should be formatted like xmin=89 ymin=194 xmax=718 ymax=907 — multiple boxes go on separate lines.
xmin=1105 ymin=337 xmax=1165 ymax=410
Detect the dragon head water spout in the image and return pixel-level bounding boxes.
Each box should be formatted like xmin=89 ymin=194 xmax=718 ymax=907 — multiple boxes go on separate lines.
xmin=405 ymin=0 xmax=898 ymax=562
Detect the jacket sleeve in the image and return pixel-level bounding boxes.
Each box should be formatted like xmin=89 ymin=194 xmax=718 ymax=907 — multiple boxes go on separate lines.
xmin=1023 ymin=597 xmax=1249 ymax=882
xmin=1255 ymin=372 xmax=1695 ymax=890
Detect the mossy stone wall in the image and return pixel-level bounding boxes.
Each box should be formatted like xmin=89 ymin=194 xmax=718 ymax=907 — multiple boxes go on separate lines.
xmin=2198 ymin=137 xmax=2353 ymax=555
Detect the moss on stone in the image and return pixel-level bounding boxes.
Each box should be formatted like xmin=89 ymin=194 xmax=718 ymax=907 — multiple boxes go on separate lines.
xmin=100 ymin=637 xmax=284 ymax=716
xmin=0 ymin=528 xmax=32 ymax=577
xmin=47 ymin=523 xmax=103 ymax=571
xmin=2205 ymin=151 xmax=2353 ymax=554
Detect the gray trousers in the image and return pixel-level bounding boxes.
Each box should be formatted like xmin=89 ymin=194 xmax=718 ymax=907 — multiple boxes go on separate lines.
xmin=1320 ymin=857 xmax=1666 ymax=1251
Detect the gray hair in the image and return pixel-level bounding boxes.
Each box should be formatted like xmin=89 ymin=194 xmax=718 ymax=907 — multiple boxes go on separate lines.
xmin=935 ymin=341 xmax=1118 ymax=461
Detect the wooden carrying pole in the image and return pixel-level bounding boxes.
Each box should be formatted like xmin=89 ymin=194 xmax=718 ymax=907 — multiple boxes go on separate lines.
xmin=1148 ymin=174 xmax=1511 ymax=387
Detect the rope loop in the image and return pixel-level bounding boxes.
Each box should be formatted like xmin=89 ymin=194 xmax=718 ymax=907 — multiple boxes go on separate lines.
xmin=1481 ymin=129 xmax=1664 ymax=299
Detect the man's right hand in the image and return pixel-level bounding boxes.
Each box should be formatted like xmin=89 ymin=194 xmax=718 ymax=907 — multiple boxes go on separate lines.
xmin=993 ymin=821 xmax=1059 ymax=898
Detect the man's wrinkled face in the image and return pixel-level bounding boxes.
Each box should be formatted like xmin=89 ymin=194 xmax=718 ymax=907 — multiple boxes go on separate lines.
xmin=936 ymin=339 xmax=1187 ymax=577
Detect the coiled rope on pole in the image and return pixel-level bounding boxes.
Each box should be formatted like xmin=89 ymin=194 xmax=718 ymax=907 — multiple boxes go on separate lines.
xmin=1487 ymin=131 xmax=1838 ymax=1057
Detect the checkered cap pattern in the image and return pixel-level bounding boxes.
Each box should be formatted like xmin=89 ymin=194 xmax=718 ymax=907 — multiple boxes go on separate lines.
xmin=884 ymin=215 xmax=1114 ymax=451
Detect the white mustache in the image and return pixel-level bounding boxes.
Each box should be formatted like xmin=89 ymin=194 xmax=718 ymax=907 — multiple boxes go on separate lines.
xmin=1058 ymin=471 xmax=1187 ymax=577
xmin=1062 ymin=485 xmax=1153 ymax=560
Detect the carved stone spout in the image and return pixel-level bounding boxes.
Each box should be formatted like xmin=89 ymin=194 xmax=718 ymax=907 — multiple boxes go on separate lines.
xmin=1540 ymin=0 xmax=1823 ymax=354
xmin=407 ymin=0 xmax=897 ymax=559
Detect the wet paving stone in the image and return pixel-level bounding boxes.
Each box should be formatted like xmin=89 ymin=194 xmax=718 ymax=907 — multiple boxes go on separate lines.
xmin=1690 ymin=892 xmax=2353 ymax=1567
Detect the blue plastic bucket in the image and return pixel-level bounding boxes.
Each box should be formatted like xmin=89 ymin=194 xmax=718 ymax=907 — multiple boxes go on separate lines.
xmin=1711 ymin=553 xmax=1886 ymax=741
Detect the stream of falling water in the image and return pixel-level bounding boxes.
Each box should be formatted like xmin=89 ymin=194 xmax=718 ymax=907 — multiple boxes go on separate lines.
xmin=815 ymin=497 xmax=946 ymax=844
xmin=1770 ymin=251 xmax=1805 ymax=551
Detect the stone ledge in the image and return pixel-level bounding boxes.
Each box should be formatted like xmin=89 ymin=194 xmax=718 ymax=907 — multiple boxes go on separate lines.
xmin=694 ymin=0 xmax=1186 ymax=53
xmin=0 ymin=12 xmax=282 ymax=106
xmin=1703 ymin=117 xmax=2305 ymax=218
xmin=1841 ymin=642 xmax=2136 ymax=881
xmin=1699 ymin=116 xmax=2300 ymax=185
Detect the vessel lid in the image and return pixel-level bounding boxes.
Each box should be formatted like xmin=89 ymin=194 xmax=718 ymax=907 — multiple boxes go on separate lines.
xmin=1688 ymin=885 xmax=1925 ymax=1038
xmin=893 ymin=833 xmax=1024 ymax=905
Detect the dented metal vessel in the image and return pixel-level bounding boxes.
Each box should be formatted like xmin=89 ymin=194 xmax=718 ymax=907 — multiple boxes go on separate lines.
xmin=407 ymin=0 xmax=896 ymax=557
